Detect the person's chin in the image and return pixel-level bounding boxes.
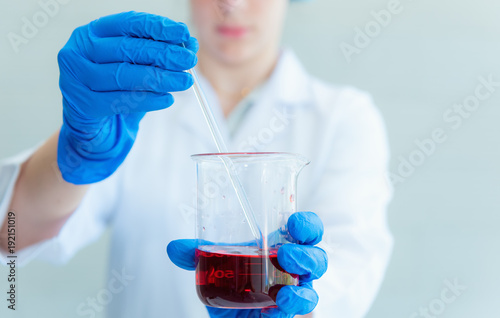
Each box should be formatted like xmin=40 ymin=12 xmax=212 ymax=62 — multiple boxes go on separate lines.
xmin=216 ymin=45 xmax=255 ymax=66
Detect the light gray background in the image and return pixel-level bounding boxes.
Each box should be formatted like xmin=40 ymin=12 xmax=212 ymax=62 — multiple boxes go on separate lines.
xmin=1 ymin=0 xmax=499 ymax=317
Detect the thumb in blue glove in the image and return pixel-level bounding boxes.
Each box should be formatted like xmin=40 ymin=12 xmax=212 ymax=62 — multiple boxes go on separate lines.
xmin=167 ymin=212 xmax=328 ymax=317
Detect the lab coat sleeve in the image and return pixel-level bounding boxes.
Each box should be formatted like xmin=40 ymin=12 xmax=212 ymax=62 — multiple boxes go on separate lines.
xmin=0 ymin=142 xmax=119 ymax=267
xmin=309 ymin=90 xmax=393 ymax=318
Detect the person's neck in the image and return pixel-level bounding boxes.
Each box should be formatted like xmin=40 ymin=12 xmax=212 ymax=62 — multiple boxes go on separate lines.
xmin=197 ymin=47 xmax=280 ymax=117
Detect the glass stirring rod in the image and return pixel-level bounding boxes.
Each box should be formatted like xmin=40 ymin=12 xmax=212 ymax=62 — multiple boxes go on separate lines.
xmin=182 ymin=44 xmax=264 ymax=248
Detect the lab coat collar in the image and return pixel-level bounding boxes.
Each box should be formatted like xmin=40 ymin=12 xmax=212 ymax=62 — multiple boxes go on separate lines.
xmin=175 ymin=72 xmax=229 ymax=152
xmin=192 ymin=47 xmax=312 ymax=109
xmin=175 ymin=48 xmax=311 ymax=147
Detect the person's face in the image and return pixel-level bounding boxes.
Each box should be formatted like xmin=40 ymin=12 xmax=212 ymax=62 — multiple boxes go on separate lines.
xmin=189 ymin=0 xmax=288 ymax=65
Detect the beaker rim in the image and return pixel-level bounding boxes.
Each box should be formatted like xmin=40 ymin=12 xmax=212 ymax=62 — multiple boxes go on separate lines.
xmin=191 ymin=152 xmax=310 ymax=165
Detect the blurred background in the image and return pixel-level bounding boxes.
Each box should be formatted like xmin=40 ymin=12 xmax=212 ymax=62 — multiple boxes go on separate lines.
xmin=1 ymin=0 xmax=499 ymax=317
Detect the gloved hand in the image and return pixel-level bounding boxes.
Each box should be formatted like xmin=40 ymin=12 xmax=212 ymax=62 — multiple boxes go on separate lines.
xmin=57 ymin=11 xmax=198 ymax=184
xmin=167 ymin=212 xmax=328 ymax=317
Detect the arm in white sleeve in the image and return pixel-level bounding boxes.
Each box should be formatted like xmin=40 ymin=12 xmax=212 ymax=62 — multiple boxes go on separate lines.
xmin=0 ymin=145 xmax=121 ymax=267
xmin=309 ymin=90 xmax=393 ymax=318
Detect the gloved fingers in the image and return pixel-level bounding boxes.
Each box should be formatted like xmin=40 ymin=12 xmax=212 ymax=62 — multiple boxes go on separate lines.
xmin=277 ymin=244 xmax=328 ymax=282
xmin=287 ymin=212 xmax=324 ymax=245
xmin=275 ymin=285 xmax=318 ymax=315
xmin=183 ymin=35 xmax=200 ymax=53
xmin=166 ymin=239 xmax=198 ymax=271
xmin=77 ymin=90 xmax=175 ymax=116
xmin=77 ymin=60 xmax=193 ymax=93
xmin=87 ymin=36 xmax=198 ymax=71
xmin=89 ymin=11 xmax=190 ymax=44
xmin=206 ymin=307 xmax=261 ymax=318
xmin=260 ymin=308 xmax=293 ymax=318
xmin=206 ymin=306 xmax=293 ymax=318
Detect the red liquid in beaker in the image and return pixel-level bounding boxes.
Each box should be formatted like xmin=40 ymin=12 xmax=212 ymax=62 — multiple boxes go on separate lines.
xmin=195 ymin=246 xmax=299 ymax=309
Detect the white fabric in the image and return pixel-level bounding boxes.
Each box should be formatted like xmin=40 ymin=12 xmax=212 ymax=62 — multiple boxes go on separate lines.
xmin=0 ymin=49 xmax=393 ymax=318
xmin=225 ymin=84 xmax=263 ymax=137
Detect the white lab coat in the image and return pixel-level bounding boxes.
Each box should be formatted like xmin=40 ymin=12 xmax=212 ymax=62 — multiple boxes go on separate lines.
xmin=0 ymin=49 xmax=393 ymax=318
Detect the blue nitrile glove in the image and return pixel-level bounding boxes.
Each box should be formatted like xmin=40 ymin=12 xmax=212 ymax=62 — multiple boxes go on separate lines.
xmin=167 ymin=212 xmax=328 ymax=318
xmin=56 ymin=11 xmax=198 ymax=184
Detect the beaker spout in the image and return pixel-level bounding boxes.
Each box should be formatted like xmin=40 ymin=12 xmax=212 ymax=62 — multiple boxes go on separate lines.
xmin=291 ymin=154 xmax=310 ymax=175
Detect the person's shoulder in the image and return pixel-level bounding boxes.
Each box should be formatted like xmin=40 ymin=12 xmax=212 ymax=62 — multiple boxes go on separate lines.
xmin=304 ymin=77 xmax=389 ymax=157
xmin=304 ymin=76 xmax=384 ymax=127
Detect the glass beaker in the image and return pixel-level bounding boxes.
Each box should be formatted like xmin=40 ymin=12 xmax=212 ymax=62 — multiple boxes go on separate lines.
xmin=191 ymin=152 xmax=310 ymax=309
